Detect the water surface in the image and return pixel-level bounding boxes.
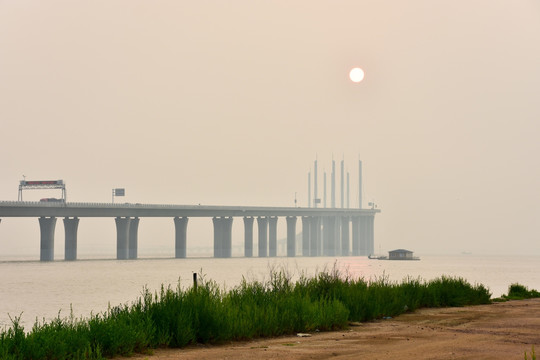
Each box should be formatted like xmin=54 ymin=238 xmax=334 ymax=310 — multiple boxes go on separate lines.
xmin=1 ymin=254 xmax=539 ymax=329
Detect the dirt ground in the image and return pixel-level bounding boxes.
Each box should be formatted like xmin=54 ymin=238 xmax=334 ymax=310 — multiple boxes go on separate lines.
xmin=122 ymin=298 xmax=540 ymax=360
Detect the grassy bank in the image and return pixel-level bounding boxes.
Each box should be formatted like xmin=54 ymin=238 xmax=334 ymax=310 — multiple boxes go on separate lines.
xmin=0 ymin=269 xmax=493 ymax=359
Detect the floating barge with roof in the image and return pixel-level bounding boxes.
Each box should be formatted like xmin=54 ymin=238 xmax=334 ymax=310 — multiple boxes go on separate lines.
xmin=369 ymin=249 xmax=420 ymax=260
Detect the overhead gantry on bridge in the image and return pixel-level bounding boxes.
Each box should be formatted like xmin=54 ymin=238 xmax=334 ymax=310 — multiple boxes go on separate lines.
xmin=0 ymin=201 xmax=380 ymax=261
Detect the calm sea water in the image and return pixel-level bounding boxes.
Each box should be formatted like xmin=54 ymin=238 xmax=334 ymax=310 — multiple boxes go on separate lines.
xmin=1 ymin=254 xmax=539 ymax=329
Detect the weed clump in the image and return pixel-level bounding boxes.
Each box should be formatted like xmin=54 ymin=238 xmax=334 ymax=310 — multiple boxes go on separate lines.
xmin=504 ymin=283 xmax=540 ymax=300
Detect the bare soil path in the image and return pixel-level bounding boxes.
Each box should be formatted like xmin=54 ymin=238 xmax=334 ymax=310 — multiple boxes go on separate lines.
xmin=122 ymin=299 xmax=540 ymax=360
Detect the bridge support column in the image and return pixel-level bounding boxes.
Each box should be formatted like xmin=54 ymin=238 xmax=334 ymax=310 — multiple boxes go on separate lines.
xmin=63 ymin=217 xmax=79 ymax=261
xmin=268 ymin=217 xmax=278 ymax=257
xmin=323 ymin=217 xmax=337 ymax=256
xmin=223 ymin=217 xmax=233 ymax=258
xmin=367 ymin=215 xmax=375 ymax=256
xmin=257 ymin=217 xmax=268 ymax=257
xmin=39 ymin=217 xmax=56 ymax=261
xmin=360 ymin=217 xmax=368 ymax=256
xmin=243 ymin=217 xmax=254 ymax=257
xmin=213 ymin=217 xmax=233 ymax=258
xmin=115 ymin=217 xmax=131 ymax=260
xmin=351 ymin=217 xmax=360 ymax=256
xmin=309 ymin=216 xmax=320 ymax=256
xmin=128 ymin=217 xmax=139 ymax=259
xmin=341 ymin=217 xmax=350 ymax=256
xmin=331 ymin=217 xmax=339 ymax=256
xmin=174 ymin=217 xmax=189 ymax=258
xmin=322 ymin=217 xmax=330 ymax=256
xmin=213 ymin=217 xmax=222 ymax=258
xmin=330 ymin=216 xmax=338 ymax=256
xmin=286 ymin=216 xmax=296 ymax=257
xmin=301 ymin=216 xmax=310 ymax=256
xmin=317 ymin=217 xmax=322 ymax=255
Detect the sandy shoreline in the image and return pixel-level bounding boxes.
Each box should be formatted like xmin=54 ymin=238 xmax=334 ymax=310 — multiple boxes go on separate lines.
xmin=121 ymin=298 xmax=540 ymax=360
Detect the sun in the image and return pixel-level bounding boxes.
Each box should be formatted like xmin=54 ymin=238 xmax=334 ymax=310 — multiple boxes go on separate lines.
xmin=349 ymin=67 xmax=365 ymax=83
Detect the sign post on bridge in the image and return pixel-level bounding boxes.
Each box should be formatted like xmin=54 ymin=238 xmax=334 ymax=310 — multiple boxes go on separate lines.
xmin=112 ymin=188 xmax=125 ymax=204
xmin=18 ymin=179 xmax=66 ymax=202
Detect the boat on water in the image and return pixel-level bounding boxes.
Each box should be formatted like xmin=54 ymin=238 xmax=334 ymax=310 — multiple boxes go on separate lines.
xmin=369 ymin=249 xmax=420 ymax=261
xmin=388 ymin=249 xmax=420 ymax=260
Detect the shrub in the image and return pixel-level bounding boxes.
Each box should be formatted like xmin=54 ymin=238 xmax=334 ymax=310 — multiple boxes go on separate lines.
xmin=507 ymin=284 xmax=540 ymax=300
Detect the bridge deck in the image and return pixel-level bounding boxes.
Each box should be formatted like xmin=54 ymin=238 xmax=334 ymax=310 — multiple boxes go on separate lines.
xmin=0 ymin=201 xmax=380 ymax=218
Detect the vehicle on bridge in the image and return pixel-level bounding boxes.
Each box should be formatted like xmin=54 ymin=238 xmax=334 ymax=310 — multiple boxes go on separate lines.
xmin=40 ymin=198 xmax=65 ymax=203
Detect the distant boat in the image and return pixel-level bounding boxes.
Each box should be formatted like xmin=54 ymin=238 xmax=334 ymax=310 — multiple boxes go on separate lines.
xmin=369 ymin=249 xmax=420 ymax=260
xmin=385 ymin=249 xmax=420 ymax=261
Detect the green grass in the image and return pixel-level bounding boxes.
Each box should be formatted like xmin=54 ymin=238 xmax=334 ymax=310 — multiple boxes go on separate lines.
xmin=525 ymin=345 xmax=536 ymax=360
xmin=0 ymin=269 xmax=495 ymax=359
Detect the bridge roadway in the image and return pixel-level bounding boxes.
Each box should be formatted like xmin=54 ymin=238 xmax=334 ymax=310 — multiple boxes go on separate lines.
xmin=0 ymin=201 xmax=380 ymax=261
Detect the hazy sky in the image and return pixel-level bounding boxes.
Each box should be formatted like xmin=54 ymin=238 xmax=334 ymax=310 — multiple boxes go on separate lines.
xmin=1 ymin=1 xmax=539 ymax=257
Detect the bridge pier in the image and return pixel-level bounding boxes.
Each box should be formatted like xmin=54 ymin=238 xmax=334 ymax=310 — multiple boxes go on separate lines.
xmin=323 ymin=216 xmax=338 ymax=256
xmin=39 ymin=216 xmax=56 ymax=261
xmin=115 ymin=217 xmax=131 ymax=260
xmin=367 ymin=215 xmax=375 ymax=256
xmin=63 ymin=217 xmax=79 ymax=261
xmin=213 ymin=217 xmax=221 ymax=257
xmin=331 ymin=217 xmax=339 ymax=256
xmin=286 ymin=216 xmax=296 ymax=257
xmin=351 ymin=217 xmax=360 ymax=256
xmin=213 ymin=217 xmax=232 ymax=258
xmin=309 ymin=216 xmax=320 ymax=256
xmin=268 ymin=216 xmax=278 ymax=257
xmin=359 ymin=217 xmax=368 ymax=256
xmin=243 ymin=217 xmax=254 ymax=257
xmin=128 ymin=217 xmax=139 ymax=259
xmin=257 ymin=216 xmax=268 ymax=257
xmin=322 ymin=217 xmax=328 ymax=256
xmin=224 ymin=217 xmax=233 ymax=257
xmin=301 ymin=216 xmax=310 ymax=256
xmin=333 ymin=216 xmax=340 ymax=256
xmin=341 ymin=216 xmax=350 ymax=256
xmin=317 ymin=217 xmax=322 ymax=255
xmin=174 ymin=217 xmax=188 ymax=258
xmin=322 ymin=217 xmax=330 ymax=256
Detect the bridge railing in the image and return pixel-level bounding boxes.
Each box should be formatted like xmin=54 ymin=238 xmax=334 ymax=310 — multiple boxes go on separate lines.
xmin=0 ymin=201 xmax=379 ymax=214
xmin=0 ymin=200 xmax=200 ymax=209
